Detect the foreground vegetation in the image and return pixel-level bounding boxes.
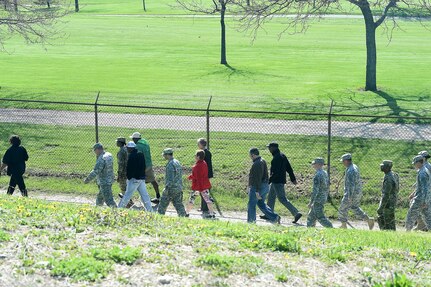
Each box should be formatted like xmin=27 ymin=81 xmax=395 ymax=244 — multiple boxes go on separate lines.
xmin=0 ymin=196 xmax=430 ymax=286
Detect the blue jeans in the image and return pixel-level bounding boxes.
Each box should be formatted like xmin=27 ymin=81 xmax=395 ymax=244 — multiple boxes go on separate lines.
xmin=119 ymin=179 xmax=153 ymax=212
xmin=248 ymin=183 xmax=279 ymax=223
xmin=267 ymin=183 xmax=299 ymax=216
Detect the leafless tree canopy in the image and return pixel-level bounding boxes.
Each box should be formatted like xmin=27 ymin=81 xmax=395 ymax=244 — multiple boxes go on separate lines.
xmin=0 ymin=0 xmax=71 ymax=50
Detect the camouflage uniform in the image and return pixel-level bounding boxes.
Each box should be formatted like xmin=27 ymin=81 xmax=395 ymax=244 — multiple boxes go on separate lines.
xmin=158 ymin=157 xmax=186 ymax=216
xmin=415 ymin=160 xmax=431 ymax=231
xmin=307 ymin=168 xmax=333 ymax=228
xmin=406 ymin=165 xmax=431 ymax=231
xmin=85 ymin=151 xmax=117 ymax=207
xmin=377 ymin=171 xmax=399 ymax=230
xmin=117 ymin=146 xmax=128 ymax=193
xmin=338 ymin=163 xmax=369 ymax=222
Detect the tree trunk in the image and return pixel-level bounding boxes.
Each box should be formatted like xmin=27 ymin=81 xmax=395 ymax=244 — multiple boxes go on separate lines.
xmin=220 ymin=2 xmax=227 ymax=65
xmin=360 ymin=4 xmax=377 ymax=91
xmin=143 ymin=0 xmax=146 ymax=11
xmin=246 ymin=0 xmax=250 ymax=6
xmin=75 ymin=0 xmax=79 ymax=12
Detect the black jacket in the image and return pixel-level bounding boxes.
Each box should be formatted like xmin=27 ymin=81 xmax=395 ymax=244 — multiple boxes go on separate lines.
xmin=204 ymin=148 xmax=213 ymax=179
xmin=127 ymin=149 xmax=146 ymax=180
xmin=269 ymin=149 xmax=296 ymax=184
xmin=2 ymin=145 xmax=29 ymax=176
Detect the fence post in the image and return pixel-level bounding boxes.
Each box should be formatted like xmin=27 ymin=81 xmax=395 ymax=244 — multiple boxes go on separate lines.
xmin=206 ymin=96 xmax=213 ymax=150
xmin=327 ymin=100 xmax=334 ymax=183
xmin=94 ymin=91 xmax=100 ymax=143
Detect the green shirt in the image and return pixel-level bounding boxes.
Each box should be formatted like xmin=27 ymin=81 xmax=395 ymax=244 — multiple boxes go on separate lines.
xmin=136 ymin=139 xmax=152 ymax=168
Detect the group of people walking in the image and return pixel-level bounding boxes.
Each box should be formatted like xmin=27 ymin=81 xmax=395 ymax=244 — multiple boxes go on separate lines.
xmin=1 ymin=133 xmax=430 ymax=232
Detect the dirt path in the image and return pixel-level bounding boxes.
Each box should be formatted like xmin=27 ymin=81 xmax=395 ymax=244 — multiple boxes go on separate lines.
xmin=0 ymin=108 xmax=429 ymax=140
xmin=0 ymin=189 xmax=401 ymax=231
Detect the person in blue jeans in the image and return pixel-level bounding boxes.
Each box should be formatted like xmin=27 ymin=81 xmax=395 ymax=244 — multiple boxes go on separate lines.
xmin=247 ymin=148 xmax=281 ymax=224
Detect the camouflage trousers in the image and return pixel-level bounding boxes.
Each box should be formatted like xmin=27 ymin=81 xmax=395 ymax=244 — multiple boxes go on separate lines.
xmin=338 ymin=193 xmax=369 ymax=222
xmin=157 ymin=188 xmax=187 ymax=217
xmin=96 ymin=184 xmax=117 ymax=208
xmin=377 ymin=208 xmax=396 ymax=231
xmin=118 ymin=175 xmax=127 ymax=193
xmin=405 ymin=199 xmax=431 ymax=231
xmin=307 ymin=203 xmax=333 ymax=228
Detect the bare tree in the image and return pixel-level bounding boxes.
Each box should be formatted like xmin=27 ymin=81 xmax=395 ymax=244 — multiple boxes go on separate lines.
xmin=176 ymin=0 xmax=241 ymax=65
xmin=241 ymin=0 xmax=431 ymax=91
xmin=0 ymin=0 xmax=70 ymax=50
xmin=74 ymin=0 xmax=78 ymax=12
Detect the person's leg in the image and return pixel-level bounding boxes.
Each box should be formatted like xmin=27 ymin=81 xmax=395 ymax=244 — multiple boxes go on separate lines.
xmin=421 ymin=205 xmax=431 ymax=231
xmin=96 ymin=185 xmax=105 ymax=206
xmin=256 ymin=184 xmax=279 ymax=222
xmin=7 ymin=175 xmax=17 ymax=195
xmin=200 ymin=192 xmax=210 ymax=213
xmin=186 ymin=191 xmax=197 ymax=214
xmin=101 ymin=184 xmax=117 ymax=208
xmin=338 ymin=195 xmax=350 ymax=227
xmin=151 ymin=181 xmax=160 ymax=198
xmin=157 ymin=188 xmax=171 ymax=215
xmin=171 ymin=189 xmax=187 ymax=217
xmin=405 ymin=200 xmax=421 ymax=231
xmin=266 ymin=183 xmax=277 ymax=211
xmin=119 ymin=179 xmax=137 ymax=208
xmin=314 ymin=203 xmax=333 ymax=228
xmin=414 ymin=217 xmax=428 ymax=231
xmin=307 ymin=207 xmax=317 ymax=227
xmin=201 ymin=190 xmax=215 ymax=216
xmin=247 ymin=187 xmax=258 ymax=223
xmin=137 ymin=180 xmax=153 ymax=212
xmin=274 ymin=184 xmax=299 ymax=217
xmin=386 ymin=210 xmax=396 ymax=231
xmin=16 ymin=174 xmax=27 ymax=197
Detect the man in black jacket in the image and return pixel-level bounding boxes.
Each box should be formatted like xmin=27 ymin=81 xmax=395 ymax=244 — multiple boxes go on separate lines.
xmin=263 ymin=142 xmax=302 ymax=223
xmin=118 ymin=142 xmax=153 ymax=212
xmin=197 ymin=138 xmax=214 ymax=218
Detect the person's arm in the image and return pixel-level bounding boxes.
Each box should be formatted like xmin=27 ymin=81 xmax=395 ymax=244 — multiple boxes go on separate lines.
xmin=165 ymin=162 xmax=175 ymax=188
xmin=379 ymin=176 xmax=391 ymax=212
xmin=126 ymin=154 xmax=133 ymax=180
xmin=251 ymin=161 xmax=263 ymax=193
xmin=285 ymin=157 xmax=297 ymax=184
xmin=268 ymin=156 xmax=280 ymax=183
xmin=118 ymin=150 xmax=127 ymax=176
xmin=84 ymin=157 xmax=104 ymax=183
xmin=344 ymin=169 xmax=355 ymax=199
xmin=22 ymin=147 xmax=29 ymax=162
xmin=310 ymin=174 xmax=320 ymax=206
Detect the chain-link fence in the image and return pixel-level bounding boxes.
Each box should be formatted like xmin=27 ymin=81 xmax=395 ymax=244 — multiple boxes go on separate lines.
xmin=1 ymin=97 xmax=430 ymax=213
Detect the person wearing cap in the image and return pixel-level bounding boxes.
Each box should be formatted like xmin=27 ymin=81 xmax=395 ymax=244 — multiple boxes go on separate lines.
xmin=157 ymin=148 xmax=187 ymax=217
xmin=307 ymin=158 xmax=333 ymax=228
xmin=405 ymin=155 xmax=431 ymax=231
xmin=338 ymin=153 xmax=374 ymax=229
xmin=197 ymin=138 xmax=214 ymax=218
xmin=0 ymin=135 xmax=29 ymax=197
xmin=116 ymin=137 xmax=134 ymax=208
xmin=130 ymin=132 xmax=160 ymax=200
xmin=247 ymin=148 xmax=281 ymax=224
xmin=84 ymin=143 xmax=117 ymax=207
xmin=415 ymin=151 xmax=431 ymax=231
xmin=265 ymin=142 xmax=302 ymax=223
xmin=376 ymin=160 xmax=399 ymax=231
xmin=118 ymin=142 xmax=153 ymax=211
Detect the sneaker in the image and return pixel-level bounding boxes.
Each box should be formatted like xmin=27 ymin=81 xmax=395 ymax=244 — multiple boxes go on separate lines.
xmin=292 ymin=213 xmax=302 ymax=224
xmin=367 ymin=218 xmax=375 ymax=230
xmin=260 ymin=215 xmax=269 ymax=220
xmin=118 ymin=193 xmax=124 ymax=199
xmin=151 ymin=198 xmax=160 ymax=204
xmin=185 ymin=214 xmax=190 ymax=218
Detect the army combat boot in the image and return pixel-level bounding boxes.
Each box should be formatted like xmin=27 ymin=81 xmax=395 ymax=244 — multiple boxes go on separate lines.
xmin=7 ymin=186 xmax=15 ymax=195
xmin=21 ymin=189 xmax=28 ymax=197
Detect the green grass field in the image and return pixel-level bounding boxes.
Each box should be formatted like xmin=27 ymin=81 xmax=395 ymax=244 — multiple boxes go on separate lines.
xmin=1 ymin=9 xmax=430 ymax=116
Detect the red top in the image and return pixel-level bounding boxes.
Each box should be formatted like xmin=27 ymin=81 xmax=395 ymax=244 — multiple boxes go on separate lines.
xmin=188 ymin=160 xmax=212 ymax=191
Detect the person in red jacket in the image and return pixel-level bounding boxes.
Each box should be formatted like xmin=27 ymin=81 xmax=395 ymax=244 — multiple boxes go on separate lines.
xmin=186 ymin=150 xmax=215 ymax=218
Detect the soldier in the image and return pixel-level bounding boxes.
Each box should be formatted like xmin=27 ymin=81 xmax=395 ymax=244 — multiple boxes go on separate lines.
xmin=84 ymin=143 xmax=117 ymax=207
xmin=414 ymin=151 xmax=431 ymax=231
xmin=264 ymin=142 xmax=302 ymax=223
xmin=406 ymin=155 xmax=431 ymax=231
xmin=130 ymin=132 xmax=161 ymax=200
xmin=119 ymin=142 xmax=153 ymax=211
xmin=307 ymin=158 xmax=333 ymax=228
xmin=338 ymin=153 xmax=374 ymax=229
xmin=376 ymin=160 xmax=399 ymax=231
xmin=157 ymin=148 xmax=187 ymax=217
xmin=0 ymin=135 xmax=29 ymax=197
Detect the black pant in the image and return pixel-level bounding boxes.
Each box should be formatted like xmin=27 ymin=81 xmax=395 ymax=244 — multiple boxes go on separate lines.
xmin=9 ymin=173 xmax=26 ymax=192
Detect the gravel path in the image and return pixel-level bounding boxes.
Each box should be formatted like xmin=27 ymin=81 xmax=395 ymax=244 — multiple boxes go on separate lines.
xmin=0 ymin=108 xmax=430 ymax=140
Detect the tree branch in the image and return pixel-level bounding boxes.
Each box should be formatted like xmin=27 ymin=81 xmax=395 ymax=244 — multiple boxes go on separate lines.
xmin=375 ymin=0 xmax=398 ymax=28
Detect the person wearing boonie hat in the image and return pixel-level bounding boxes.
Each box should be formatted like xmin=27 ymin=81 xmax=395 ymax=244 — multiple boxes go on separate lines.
xmin=115 ymin=137 xmax=130 ymax=203
xmin=118 ymin=141 xmax=153 ymax=212
xmin=84 ymin=143 xmax=117 ymax=207
xmin=130 ymin=132 xmax=160 ymax=200
xmin=377 ymin=160 xmax=399 ymax=231
xmin=338 ymin=153 xmax=374 ymax=230
xmin=157 ymin=148 xmax=187 ymax=217
xmin=307 ymin=158 xmax=333 ymax=228
xmin=406 ymin=155 xmax=431 ymax=231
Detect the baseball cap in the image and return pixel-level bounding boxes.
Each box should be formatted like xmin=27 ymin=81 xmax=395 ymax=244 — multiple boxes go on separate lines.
xmin=130 ymin=132 xmax=142 ymax=139
xmin=340 ymin=153 xmax=352 ymax=161
xmin=126 ymin=141 xmax=136 ymax=148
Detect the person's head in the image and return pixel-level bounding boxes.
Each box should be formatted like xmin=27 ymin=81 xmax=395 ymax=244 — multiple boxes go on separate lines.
xmin=311 ymin=157 xmax=325 ymax=171
xmin=130 ymin=132 xmax=142 ymax=144
xmin=418 ymin=151 xmax=430 ymax=162
xmin=340 ymin=153 xmax=352 ymax=168
xmin=413 ymin=155 xmax=424 ymax=170
xmin=93 ymin=143 xmax=104 ymax=156
xmin=9 ymin=135 xmax=21 ymax=147
xmin=116 ymin=137 xmax=126 ymax=147
xmin=162 ymin=148 xmax=174 ymax=160
xmin=249 ymin=147 xmax=260 ymax=160
xmin=266 ymin=142 xmax=279 ymax=154
xmin=197 ymin=138 xmax=207 ymax=150
xmin=380 ymin=160 xmax=393 ymax=173
xmin=126 ymin=141 xmax=136 ymax=153
xmin=195 ymin=150 xmax=205 ymax=162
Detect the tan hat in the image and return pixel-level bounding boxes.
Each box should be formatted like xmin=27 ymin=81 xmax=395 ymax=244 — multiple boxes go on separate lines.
xmin=418 ymin=151 xmax=430 ymax=159
xmin=311 ymin=157 xmax=325 ymax=165
xmin=130 ymin=132 xmax=142 ymax=139
xmin=162 ymin=148 xmax=174 ymax=155
xmin=380 ymin=160 xmax=393 ymax=168
xmin=340 ymin=153 xmax=352 ymax=161
xmin=93 ymin=143 xmax=103 ymax=150
xmin=126 ymin=141 xmax=136 ymax=148
xmin=412 ymin=155 xmax=424 ymax=164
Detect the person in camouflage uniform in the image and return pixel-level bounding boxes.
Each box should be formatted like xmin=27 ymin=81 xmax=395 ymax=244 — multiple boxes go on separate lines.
xmin=338 ymin=153 xmax=374 ymax=229
xmin=157 ymin=148 xmax=187 ymax=217
xmin=414 ymin=151 xmax=431 ymax=231
xmin=116 ymin=137 xmax=133 ymax=208
xmin=307 ymin=158 xmax=333 ymax=228
xmin=84 ymin=143 xmax=117 ymax=207
xmin=406 ymin=155 xmax=431 ymax=231
xmin=376 ymin=160 xmax=399 ymax=231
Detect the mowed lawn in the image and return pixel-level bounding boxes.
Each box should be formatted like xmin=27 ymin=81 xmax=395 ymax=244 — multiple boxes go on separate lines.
xmin=0 ymin=12 xmax=430 ymax=115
